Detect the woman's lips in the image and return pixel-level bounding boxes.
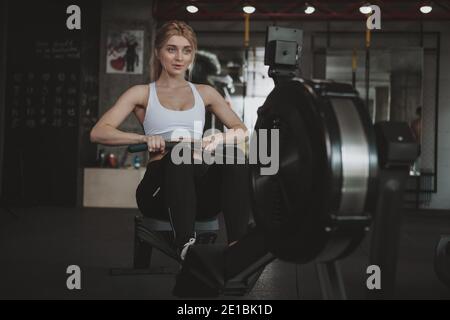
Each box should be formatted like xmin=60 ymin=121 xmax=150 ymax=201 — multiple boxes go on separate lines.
xmin=173 ymin=64 xmax=184 ymax=69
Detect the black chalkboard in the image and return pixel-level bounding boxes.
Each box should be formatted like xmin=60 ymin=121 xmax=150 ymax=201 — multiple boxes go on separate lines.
xmin=2 ymin=0 xmax=100 ymax=206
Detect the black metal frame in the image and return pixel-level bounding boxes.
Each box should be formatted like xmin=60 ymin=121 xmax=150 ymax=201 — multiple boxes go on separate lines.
xmin=110 ymin=216 xmax=219 ymax=276
xmin=434 ymin=235 xmax=450 ymax=288
xmin=316 ymin=261 xmax=347 ymax=300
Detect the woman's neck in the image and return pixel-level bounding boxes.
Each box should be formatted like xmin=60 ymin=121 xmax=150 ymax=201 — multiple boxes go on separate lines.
xmin=156 ymin=72 xmax=188 ymax=88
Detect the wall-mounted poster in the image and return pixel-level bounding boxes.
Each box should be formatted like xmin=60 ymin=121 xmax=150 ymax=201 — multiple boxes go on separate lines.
xmin=106 ymin=30 xmax=144 ymax=74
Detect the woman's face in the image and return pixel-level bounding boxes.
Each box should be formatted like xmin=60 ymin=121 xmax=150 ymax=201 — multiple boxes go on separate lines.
xmin=157 ymin=35 xmax=194 ymax=77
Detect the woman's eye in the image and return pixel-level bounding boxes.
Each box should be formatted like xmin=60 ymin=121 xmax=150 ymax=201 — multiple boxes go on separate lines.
xmin=168 ymin=48 xmax=175 ymax=53
xmin=184 ymin=50 xmax=192 ymax=55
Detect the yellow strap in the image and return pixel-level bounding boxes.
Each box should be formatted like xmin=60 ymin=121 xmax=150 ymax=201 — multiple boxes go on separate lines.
xmin=244 ymin=14 xmax=250 ymax=47
xmin=365 ymin=28 xmax=371 ymax=48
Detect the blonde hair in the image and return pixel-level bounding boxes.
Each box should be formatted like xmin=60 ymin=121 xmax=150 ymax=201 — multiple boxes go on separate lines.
xmin=150 ymin=20 xmax=198 ymax=82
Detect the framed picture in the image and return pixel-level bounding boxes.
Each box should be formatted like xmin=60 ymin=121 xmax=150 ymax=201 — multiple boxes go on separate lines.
xmin=106 ymin=30 xmax=144 ymax=74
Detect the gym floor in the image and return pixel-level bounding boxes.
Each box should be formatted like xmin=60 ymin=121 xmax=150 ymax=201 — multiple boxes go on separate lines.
xmin=0 ymin=207 xmax=449 ymax=300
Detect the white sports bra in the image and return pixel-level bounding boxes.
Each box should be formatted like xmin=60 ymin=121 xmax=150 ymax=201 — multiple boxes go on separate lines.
xmin=142 ymin=82 xmax=205 ymax=141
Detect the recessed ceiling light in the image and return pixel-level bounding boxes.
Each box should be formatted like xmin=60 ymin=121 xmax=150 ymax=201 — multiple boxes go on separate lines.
xmin=243 ymin=5 xmax=256 ymax=14
xmin=419 ymin=5 xmax=432 ymax=14
xmin=359 ymin=4 xmax=372 ymax=14
xmin=305 ymin=6 xmax=315 ymax=14
xmin=186 ymin=5 xmax=199 ymax=14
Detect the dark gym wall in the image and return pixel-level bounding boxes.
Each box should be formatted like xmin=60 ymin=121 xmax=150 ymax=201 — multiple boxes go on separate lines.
xmin=0 ymin=0 xmax=7 ymax=199
xmin=96 ymin=0 xmax=156 ymax=161
xmin=77 ymin=1 xmax=102 ymax=204
xmin=0 ymin=0 xmax=156 ymax=206
xmin=1 ymin=0 xmax=100 ymax=207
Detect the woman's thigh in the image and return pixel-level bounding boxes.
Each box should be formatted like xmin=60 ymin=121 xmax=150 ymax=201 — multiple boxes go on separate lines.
xmin=136 ymin=154 xmax=218 ymax=220
xmin=136 ymin=150 xmax=246 ymax=221
xmin=194 ymin=163 xmax=223 ymax=220
xmin=136 ymin=158 xmax=167 ymax=220
xmin=194 ymin=148 xmax=250 ymax=219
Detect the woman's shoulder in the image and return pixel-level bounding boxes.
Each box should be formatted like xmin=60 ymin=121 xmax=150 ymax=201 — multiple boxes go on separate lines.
xmin=193 ymin=83 xmax=213 ymax=92
xmin=127 ymin=83 xmax=151 ymax=94
xmin=193 ymin=83 xmax=215 ymax=106
xmin=193 ymin=83 xmax=219 ymax=97
xmin=194 ymin=83 xmax=223 ymax=100
xmin=123 ymin=84 xmax=150 ymax=107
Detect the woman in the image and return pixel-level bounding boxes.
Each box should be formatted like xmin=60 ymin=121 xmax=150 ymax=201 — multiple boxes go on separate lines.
xmin=90 ymin=21 xmax=251 ymax=261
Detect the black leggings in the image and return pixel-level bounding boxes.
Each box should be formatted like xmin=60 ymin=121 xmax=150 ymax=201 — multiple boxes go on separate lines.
xmin=135 ymin=148 xmax=252 ymax=248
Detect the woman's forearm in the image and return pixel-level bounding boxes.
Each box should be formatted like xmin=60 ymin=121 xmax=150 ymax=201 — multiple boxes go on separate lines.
xmin=90 ymin=125 xmax=146 ymax=146
xmin=222 ymin=126 xmax=249 ymax=145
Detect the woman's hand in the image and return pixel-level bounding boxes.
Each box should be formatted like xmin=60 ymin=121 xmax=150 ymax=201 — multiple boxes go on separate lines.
xmin=144 ymin=135 xmax=166 ymax=153
xmin=202 ymin=133 xmax=224 ymax=153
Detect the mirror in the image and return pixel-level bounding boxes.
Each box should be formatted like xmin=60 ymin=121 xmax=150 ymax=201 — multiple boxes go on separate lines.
xmin=326 ymin=48 xmax=424 ymax=177
xmin=194 ymin=47 xmax=274 ymax=137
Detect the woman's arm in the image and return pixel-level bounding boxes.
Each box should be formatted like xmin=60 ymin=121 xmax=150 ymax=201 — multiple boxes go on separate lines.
xmin=200 ymin=85 xmax=249 ymax=145
xmin=90 ymin=85 xmax=148 ymax=146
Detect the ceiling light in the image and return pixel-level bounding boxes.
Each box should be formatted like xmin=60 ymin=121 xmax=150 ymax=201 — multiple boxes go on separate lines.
xmin=305 ymin=5 xmax=315 ymax=14
xmin=243 ymin=5 xmax=256 ymax=14
xmin=419 ymin=5 xmax=432 ymax=14
xmin=186 ymin=5 xmax=199 ymax=13
xmin=359 ymin=4 xmax=372 ymax=14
